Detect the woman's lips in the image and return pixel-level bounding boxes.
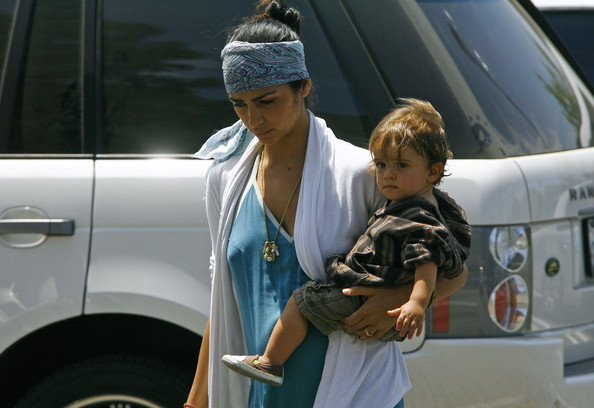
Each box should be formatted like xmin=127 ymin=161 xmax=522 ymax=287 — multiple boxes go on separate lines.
xmin=254 ymin=129 xmax=272 ymax=138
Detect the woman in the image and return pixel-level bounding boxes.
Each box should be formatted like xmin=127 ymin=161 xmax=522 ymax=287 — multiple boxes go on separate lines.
xmin=185 ymin=1 xmax=468 ymax=407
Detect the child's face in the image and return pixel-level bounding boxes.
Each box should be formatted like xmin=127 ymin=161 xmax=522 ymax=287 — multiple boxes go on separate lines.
xmin=373 ymin=143 xmax=441 ymax=203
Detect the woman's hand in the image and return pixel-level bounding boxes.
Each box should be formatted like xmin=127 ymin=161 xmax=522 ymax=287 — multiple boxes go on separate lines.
xmin=339 ymin=264 xmax=468 ymax=340
xmin=338 ymin=285 xmax=412 ymax=340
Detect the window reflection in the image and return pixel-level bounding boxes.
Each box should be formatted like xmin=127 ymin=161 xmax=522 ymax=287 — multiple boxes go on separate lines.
xmin=102 ymin=0 xmax=247 ymax=154
xmin=541 ymin=11 xmax=594 ymax=88
xmin=347 ymin=0 xmax=592 ymax=158
xmin=8 ymin=0 xmax=82 ymax=154
xmin=0 ymin=0 xmax=17 ymax=76
xmin=101 ymin=0 xmax=371 ymax=154
xmin=417 ymin=0 xmax=582 ymax=157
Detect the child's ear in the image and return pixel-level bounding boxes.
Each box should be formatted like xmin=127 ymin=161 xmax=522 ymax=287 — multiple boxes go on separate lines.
xmin=427 ymin=162 xmax=444 ymax=183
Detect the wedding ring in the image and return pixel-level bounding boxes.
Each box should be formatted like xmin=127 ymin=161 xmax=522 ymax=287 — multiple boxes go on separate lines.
xmin=365 ymin=328 xmax=373 ymax=337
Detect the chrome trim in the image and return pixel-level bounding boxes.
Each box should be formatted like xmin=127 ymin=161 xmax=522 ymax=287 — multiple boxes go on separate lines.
xmin=0 ymin=219 xmax=75 ymax=235
xmin=64 ymin=394 xmax=161 ymax=408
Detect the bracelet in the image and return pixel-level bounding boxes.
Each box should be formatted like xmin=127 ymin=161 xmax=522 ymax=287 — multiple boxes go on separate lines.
xmin=184 ymin=403 xmax=196 ymax=408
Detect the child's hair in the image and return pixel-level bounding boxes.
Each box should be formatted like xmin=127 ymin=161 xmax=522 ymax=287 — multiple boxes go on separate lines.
xmin=369 ymin=98 xmax=452 ymax=185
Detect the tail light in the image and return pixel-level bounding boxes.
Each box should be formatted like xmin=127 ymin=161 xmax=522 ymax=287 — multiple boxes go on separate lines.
xmin=488 ymin=275 xmax=529 ymax=332
xmin=424 ymin=224 xmax=532 ymax=338
xmin=432 ymin=297 xmax=450 ymax=333
xmin=487 ymin=226 xmax=529 ymax=332
xmin=489 ymin=226 xmax=528 ymax=272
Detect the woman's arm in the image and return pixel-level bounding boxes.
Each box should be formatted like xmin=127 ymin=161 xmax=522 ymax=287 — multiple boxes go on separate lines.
xmin=186 ymin=318 xmax=210 ymax=408
xmin=435 ymin=263 xmax=468 ymax=300
xmin=339 ymin=264 xmax=468 ymax=340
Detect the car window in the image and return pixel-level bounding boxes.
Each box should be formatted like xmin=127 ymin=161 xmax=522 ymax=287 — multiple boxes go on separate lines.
xmin=2 ymin=0 xmax=83 ymax=154
xmin=540 ymin=10 xmax=594 ymax=87
xmin=101 ymin=0 xmax=370 ymax=154
xmin=101 ymin=0 xmax=246 ymax=154
xmin=345 ymin=0 xmax=593 ymax=159
xmin=0 ymin=1 xmax=16 ymax=75
xmin=295 ymin=0 xmax=371 ymax=148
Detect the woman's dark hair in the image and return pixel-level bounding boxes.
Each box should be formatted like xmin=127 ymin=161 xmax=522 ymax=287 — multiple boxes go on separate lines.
xmin=227 ymin=0 xmax=315 ymax=105
xmin=227 ymin=0 xmax=302 ymax=43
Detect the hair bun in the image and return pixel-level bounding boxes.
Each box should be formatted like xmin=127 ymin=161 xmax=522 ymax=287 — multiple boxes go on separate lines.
xmin=255 ymin=0 xmax=302 ymax=34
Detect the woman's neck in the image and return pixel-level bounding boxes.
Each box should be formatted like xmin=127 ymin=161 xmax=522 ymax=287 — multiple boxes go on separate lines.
xmin=262 ymin=110 xmax=310 ymax=169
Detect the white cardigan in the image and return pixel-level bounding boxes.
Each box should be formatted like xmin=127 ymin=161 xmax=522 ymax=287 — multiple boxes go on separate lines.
xmin=204 ymin=112 xmax=410 ymax=408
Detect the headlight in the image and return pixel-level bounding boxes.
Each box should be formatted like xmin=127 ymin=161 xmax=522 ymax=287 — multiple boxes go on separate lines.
xmin=489 ymin=226 xmax=528 ymax=272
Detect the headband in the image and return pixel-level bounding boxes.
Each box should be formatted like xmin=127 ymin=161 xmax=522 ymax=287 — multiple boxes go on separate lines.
xmin=221 ymin=40 xmax=309 ymax=94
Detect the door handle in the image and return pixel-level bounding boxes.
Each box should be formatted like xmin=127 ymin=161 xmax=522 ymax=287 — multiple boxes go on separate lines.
xmin=0 ymin=219 xmax=75 ymax=236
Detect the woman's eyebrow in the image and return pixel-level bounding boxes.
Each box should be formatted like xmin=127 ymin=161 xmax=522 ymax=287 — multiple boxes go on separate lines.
xmin=229 ymin=91 xmax=277 ymax=103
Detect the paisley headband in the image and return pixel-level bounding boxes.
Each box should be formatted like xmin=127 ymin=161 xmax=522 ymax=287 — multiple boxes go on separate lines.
xmin=221 ymin=40 xmax=309 ymax=94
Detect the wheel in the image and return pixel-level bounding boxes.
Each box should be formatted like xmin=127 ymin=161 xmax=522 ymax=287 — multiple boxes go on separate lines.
xmin=15 ymin=355 xmax=192 ymax=408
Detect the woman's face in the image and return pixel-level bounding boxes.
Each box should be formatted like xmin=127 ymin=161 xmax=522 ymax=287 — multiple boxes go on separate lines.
xmin=228 ymin=80 xmax=311 ymax=146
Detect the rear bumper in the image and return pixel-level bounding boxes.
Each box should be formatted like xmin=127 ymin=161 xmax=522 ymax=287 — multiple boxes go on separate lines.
xmin=404 ymin=337 xmax=594 ymax=408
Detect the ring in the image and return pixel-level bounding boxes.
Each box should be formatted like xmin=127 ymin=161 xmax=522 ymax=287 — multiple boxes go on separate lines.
xmin=365 ymin=328 xmax=373 ymax=337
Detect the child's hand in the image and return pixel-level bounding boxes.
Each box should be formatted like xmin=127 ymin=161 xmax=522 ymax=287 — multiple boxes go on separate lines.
xmin=387 ymin=300 xmax=425 ymax=339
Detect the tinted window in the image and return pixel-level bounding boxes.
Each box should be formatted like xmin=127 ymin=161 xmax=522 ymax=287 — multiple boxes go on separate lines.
xmin=345 ymin=0 xmax=593 ymax=159
xmin=5 ymin=0 xmax=83 ymax=154
xmin=0 ymin=1 xmax=16 ymax=75
xmin=101 ymin=0 xmax=369 ymax=154
xmin=296 ymin=0 xmax=371 ymax=147
xmin=541 ymin=11 xmax=594 ymax=87
xmin=101 ymin=0 xmax=244 ymax=154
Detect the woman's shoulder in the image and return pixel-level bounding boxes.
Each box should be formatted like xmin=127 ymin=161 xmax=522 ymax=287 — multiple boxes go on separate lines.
xmin=211 ymin=155 xmax=242 ymax=177
xmin=311 ymin=112 xmax=372 ymax=173
xmin=332 ymin=139 xmax=373 ymax=175
xmin=328 ymin=138 xmax=384 ymax=212
xmin=205 ymin=155 xmax=243 ymax=193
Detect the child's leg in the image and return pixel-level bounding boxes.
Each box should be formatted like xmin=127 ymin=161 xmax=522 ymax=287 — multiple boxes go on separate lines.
xmin=259 ymin=294 xmax=308 ymax=366
xmin=221 ymin=294 xmax=309 ymax=386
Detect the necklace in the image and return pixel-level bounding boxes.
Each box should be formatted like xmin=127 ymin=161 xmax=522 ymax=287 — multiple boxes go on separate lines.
xmin=259 ymin=152 xmax=302 ymax=262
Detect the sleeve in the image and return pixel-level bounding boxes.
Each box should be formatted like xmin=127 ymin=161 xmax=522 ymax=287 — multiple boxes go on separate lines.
xmin=436 ymin=191 xmax=472 ymax=264
xmin=360 ymin=160 xmax=385 ymax=217
xmin=325 ymin=213 xmax=400 ymax=287
xmin=399 ymin=207 xmax=463 ymax=280
xmin=325 ymin=253 xmax=384 ymax=287
xmin=205 ymin=163 xmax=222 ymax=251
xmin=335 ymin=139 xmax=384 ymax=217
xmin=204 ymin=164 xmax=221 ymax=283
xmin=203 ymin=156 xmax=240 ymax=281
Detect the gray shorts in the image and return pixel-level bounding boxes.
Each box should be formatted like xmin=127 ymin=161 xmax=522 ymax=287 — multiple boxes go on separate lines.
xmin=292 ymin=280 xmax=406 ymax=342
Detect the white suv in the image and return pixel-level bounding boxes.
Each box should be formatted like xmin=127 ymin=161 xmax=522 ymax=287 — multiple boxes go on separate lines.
xmin=1 ymin=0 xmax=593 ymax=407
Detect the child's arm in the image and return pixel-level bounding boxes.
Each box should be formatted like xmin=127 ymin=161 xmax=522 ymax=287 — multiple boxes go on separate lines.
xmin=387 ymin=261 xmax=437 ymax=339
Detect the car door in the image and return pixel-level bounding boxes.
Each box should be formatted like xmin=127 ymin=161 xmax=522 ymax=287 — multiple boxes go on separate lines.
xmin=0 ymin=0 xmax=93 ymax=350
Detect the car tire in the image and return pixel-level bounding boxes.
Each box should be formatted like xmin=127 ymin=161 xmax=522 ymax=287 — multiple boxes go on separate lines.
xmin=14 ymin=355 xmax=192 ymax=408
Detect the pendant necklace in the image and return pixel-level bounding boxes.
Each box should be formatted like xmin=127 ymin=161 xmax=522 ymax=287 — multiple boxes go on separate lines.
xmin=259 ymin=152 xmax=302 ymax=262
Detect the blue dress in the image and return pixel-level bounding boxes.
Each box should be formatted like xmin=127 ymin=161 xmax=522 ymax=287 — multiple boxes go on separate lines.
xmin=227 ymin=180 xmax=328 ymax=408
